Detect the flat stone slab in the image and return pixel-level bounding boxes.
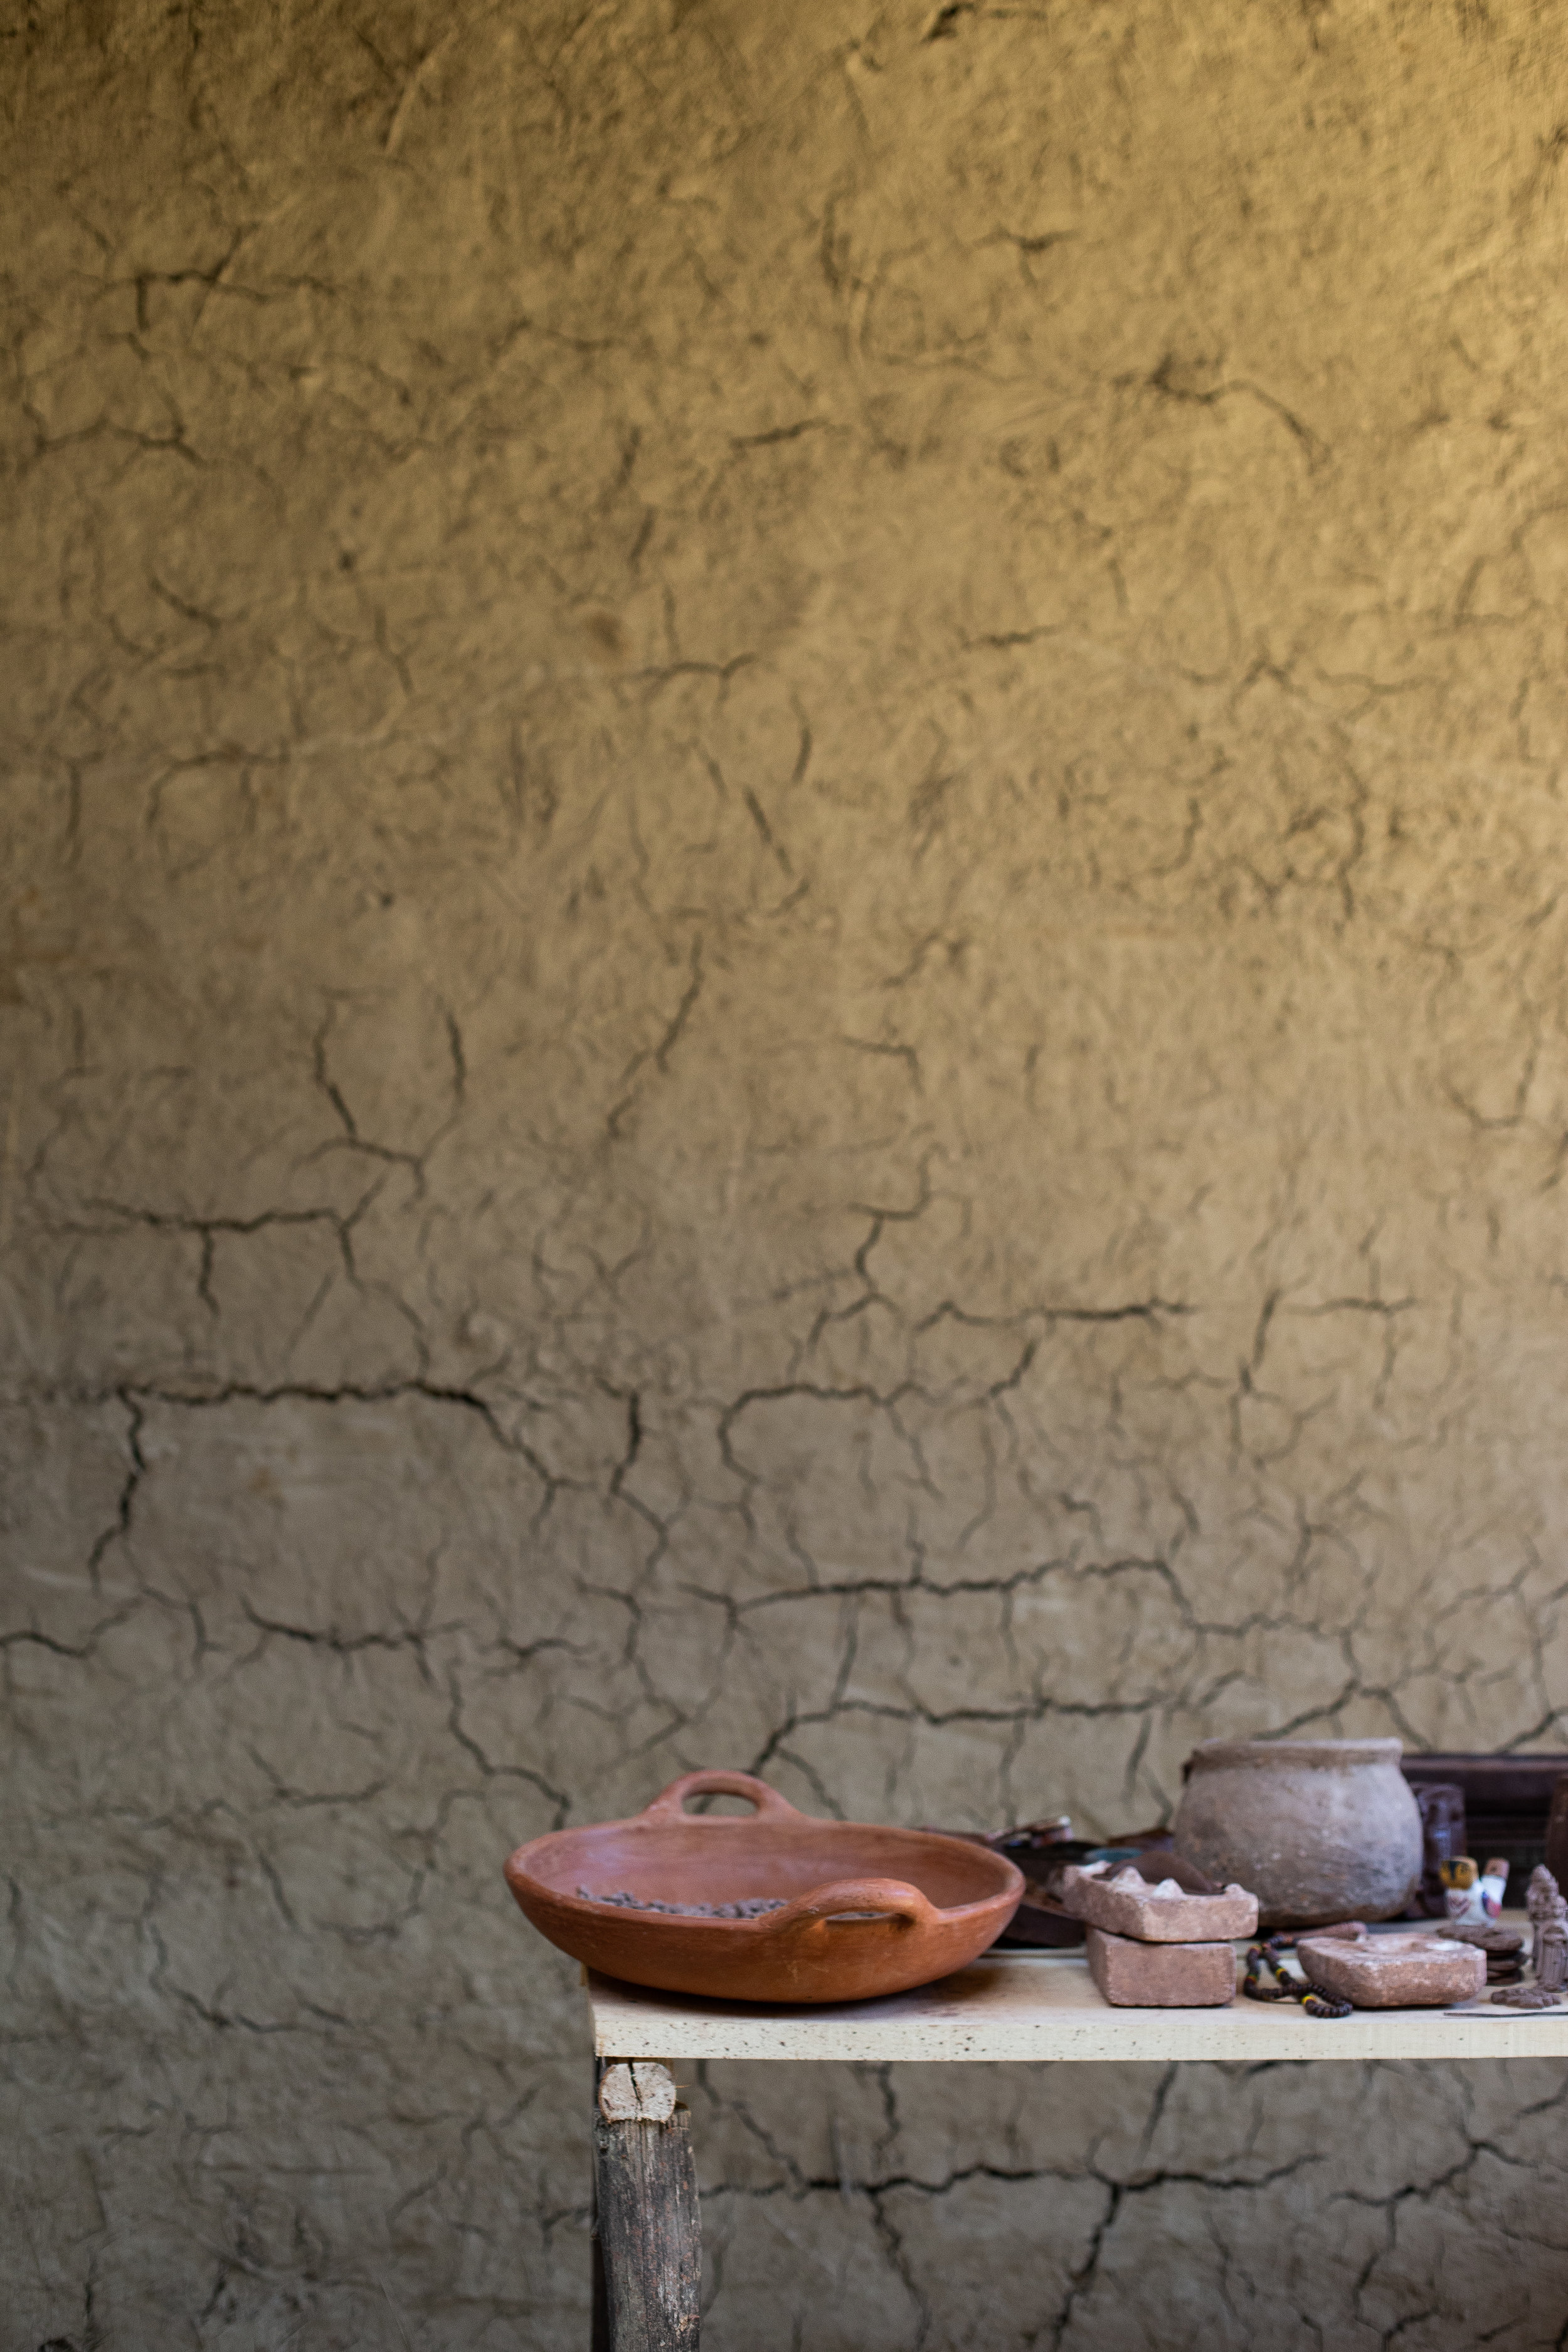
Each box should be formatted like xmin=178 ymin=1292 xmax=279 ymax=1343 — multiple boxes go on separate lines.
xmin=1297 ymin=1931 xmax=1486 ymax=2008
xmin=1060 ymin=1863 xmax=1258 ymax=1944
xmin=1084 ymin=1926 xmax=1238 ymax=2007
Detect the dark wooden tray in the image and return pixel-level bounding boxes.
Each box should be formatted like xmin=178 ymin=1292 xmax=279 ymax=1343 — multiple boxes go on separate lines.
xmin=1402 ymin=1752 xmax=1568 ymax=1890
xmin=935 ymin=1825 xmax=1219 ymax=1948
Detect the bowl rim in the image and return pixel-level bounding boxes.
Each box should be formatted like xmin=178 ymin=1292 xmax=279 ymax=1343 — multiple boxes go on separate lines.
xmin=504 ymin=1818 xmax=1024 ymax=1931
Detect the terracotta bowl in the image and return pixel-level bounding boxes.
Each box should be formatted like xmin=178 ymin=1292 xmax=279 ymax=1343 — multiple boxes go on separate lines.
xmin=504 ymin=1771 xmax=1024 ymax=2004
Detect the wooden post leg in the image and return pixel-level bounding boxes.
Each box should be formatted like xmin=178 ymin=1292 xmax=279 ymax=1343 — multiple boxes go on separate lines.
xmin=593 ymin=2061 xmax=700 ymax=2351
xmin=591 ymin=2071 xmax=610 ymax=2352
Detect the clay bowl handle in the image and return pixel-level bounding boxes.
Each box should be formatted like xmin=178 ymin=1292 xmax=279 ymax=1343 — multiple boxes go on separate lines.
xmin=639 ymin=1769 xmax=805 ymax=1822
xmin=762 ymin=1878 xmax=940 ymax=1941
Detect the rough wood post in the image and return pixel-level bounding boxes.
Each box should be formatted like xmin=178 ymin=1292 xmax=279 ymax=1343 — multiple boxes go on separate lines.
xmin=593 ymin=2061 xmax=700 ymax=2351
xmin=591 ymin=2113 xmax=610 ymax=2352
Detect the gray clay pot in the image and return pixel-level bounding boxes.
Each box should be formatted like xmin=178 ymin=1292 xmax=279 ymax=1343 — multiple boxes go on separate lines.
xmin=1173 ymin=1737 xmax=1422 ymax=1928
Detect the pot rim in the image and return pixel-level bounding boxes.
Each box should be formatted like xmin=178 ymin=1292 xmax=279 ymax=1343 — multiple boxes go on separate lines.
xmin=1187 ymin=1736 xmax=1404 ymax=1772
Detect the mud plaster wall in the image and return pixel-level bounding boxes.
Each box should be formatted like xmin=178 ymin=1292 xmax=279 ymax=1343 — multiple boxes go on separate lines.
xmin=10 ymin=1 xmax=1568 ymax=2345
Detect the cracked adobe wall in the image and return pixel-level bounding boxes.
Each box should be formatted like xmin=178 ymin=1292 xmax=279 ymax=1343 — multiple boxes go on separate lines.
xmin=7 ymin=1 xmax=1568 ymax=2344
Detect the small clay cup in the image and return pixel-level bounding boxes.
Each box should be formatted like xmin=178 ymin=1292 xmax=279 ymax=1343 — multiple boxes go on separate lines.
xmin=1173 ymin=1738 xmax=1422 ymax=1929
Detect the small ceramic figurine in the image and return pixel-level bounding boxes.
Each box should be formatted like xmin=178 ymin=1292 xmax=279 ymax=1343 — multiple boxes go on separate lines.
xmin=1441 ymin=1857 xmax=1488 ymax=1925
xmin=1538 ymin=1912 xmax=1568 ymax=1997
xmin=1478 ymin=1857 xmax=1510 ymax=1919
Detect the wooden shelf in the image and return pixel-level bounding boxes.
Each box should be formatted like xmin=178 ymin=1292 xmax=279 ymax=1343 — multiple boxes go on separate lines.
xmin=586 ymin=1943 xmax=1568 ymax=2065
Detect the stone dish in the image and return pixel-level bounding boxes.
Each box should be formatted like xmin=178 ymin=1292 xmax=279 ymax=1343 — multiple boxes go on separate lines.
xmin=504 ymin=1771 xmax=1024 ymax=2004
xmin=1174 ymin=1737 xmax=1424 ymax=1927
xmin=1058 ymin=1862 xmax=1258 ymax=1942
xmin=1295 ymin=1930 xmax=1486 ymax=2008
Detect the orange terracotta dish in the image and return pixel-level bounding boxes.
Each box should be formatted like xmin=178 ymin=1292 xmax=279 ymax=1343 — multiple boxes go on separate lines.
xmin=504 ymin=1771 xmax=1024 ymax=2004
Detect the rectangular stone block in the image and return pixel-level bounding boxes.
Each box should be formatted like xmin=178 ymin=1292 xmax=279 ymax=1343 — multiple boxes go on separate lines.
xmin=1084 ymin=1926 xmax=1238 ymax=2008
xmin=1296 ymin=1931 xmax=1486 ymax=2008
xmin=1060 ymin=1863 xmax=1258 ymax=1943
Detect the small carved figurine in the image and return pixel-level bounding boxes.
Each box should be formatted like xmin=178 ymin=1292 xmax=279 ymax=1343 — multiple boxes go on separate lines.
xmin=1539 ymin=1912 xmax=1568 ymax=1997
xmin=1412 ymin=1783 xmax=1466 ymax=1919
xmin=1527 ymin=1864 xmax=1559 ymax=1975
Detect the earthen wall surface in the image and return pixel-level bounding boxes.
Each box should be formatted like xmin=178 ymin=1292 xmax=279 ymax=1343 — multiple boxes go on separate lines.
xmin=8 ymin=4 xmax=1568 ymax=2344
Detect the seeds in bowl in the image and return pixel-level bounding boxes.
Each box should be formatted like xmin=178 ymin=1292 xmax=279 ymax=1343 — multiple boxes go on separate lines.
xmin=576 ymin=1887 xmax=789 ymax=1919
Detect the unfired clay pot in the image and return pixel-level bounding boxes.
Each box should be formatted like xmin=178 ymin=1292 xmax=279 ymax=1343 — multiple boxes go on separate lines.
xmin=1173 ymin=1738 xmax=1422 ymax=1928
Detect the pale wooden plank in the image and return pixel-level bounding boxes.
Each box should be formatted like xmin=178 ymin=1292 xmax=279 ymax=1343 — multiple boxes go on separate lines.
xmin=586 ymin=1949 xmax=1568 ymax=2065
